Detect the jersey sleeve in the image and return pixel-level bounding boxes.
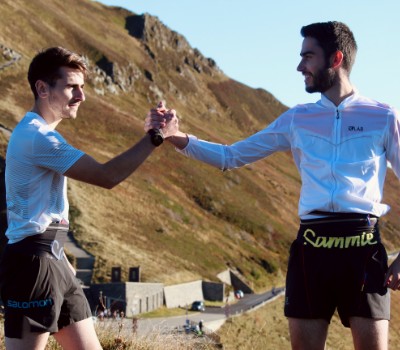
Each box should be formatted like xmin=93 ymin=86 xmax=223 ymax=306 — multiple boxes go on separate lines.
xmin=178 ymin=110 xmax=292 ymax=171
xmin=32 ymin=129 xmax=85 ymax=174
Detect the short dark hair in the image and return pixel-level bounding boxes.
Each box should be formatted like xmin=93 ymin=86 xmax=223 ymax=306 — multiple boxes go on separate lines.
xmin=28 ymin=47 xmax=88 ymax=99
xmin=300 ymin=21 xmax=357 ymax=74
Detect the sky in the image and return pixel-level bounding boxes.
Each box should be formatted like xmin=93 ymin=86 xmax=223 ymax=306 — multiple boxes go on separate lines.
xmin=96 ymin=0 xmax=400 ymax=109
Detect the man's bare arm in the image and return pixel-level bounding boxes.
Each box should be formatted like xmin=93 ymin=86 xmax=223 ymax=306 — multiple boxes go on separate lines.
xmin=64 ymin=133 xmax=156 ymax=189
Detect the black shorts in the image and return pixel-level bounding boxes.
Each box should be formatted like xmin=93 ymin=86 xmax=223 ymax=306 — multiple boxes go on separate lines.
xmin=284 ymin=214 xmax=390 ymax=327
xmin=0 ymin=225 xmax=92 ymax=338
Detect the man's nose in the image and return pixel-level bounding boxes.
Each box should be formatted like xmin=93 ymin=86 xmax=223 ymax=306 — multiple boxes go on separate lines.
xmin=297 ymin=60 xmax=304 ymax=72
xmin=76 ymin=88 xmax=85 ymax=101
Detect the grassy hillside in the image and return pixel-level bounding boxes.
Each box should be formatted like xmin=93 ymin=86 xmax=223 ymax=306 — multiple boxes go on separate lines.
xmin=0 ymin=0 xmax=295 ymax=289
xmin=1 ymin=0 xmax=400 ymax=303
xmin=218 ymin=275 xmax=400 ymax=349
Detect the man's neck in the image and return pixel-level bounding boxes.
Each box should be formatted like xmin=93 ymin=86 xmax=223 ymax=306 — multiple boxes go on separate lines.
xmin=323 ymin=77 xmax=354 ymax=106
xmin=31 ymin=105 xmax=61 ymax=130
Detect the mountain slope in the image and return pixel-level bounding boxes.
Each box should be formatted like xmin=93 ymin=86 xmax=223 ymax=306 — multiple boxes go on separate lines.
xmin=1 ymin=0 xmax=400 ymax=293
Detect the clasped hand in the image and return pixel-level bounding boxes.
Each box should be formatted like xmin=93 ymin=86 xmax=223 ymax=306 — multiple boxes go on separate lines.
xmin=144 ymin=101 xmax=179 ymax=138
xmin=385 ymin=254 xmax=400 ymax=290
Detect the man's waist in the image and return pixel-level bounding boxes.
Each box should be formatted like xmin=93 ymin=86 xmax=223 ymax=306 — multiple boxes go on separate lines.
xmin=298 ymin=213 xmax=380 ymax=249
xmin=298 ymin=196 xmax=389 ymax=219
xmin=5 ymin=223 xmax=69 ymax=260
xmin=5 ymin=218 xmax=69 ymax=243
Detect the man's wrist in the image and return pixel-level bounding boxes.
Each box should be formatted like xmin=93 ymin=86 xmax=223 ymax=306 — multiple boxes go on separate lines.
xmin=166 ymin=132 xmax=189 ymax=150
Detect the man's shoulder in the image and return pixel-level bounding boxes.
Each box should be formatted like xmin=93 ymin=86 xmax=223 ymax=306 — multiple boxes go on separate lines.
xmin=10 ymin=113 xmax=66 ymax=153
xmin=13 ymin=112 xmax=45 ymax=134
xmin=352 ymin=95 xmax=394 ymax=111
xmin=285 ymin=101 xmax=323 ymax=116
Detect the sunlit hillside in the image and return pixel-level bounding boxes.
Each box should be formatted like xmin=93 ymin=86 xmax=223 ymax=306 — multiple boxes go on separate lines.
xmin=2 ymin=1 xmax=400 ymax=348
xmin=0 ymin=0 xmax=297 ymax=289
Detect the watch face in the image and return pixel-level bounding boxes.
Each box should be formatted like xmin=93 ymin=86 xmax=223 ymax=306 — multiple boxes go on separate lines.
xmin=149 ymin=129 xmax=164 ymax=146
xmin=153 ymin=134 xmax=163 ymax=146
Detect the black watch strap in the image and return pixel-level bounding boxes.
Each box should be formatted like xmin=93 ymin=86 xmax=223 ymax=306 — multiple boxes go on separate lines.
xmin=148 ymin=129 xmax=164 ymax=147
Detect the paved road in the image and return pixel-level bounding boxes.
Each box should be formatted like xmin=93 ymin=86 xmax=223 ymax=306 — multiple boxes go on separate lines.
xmin=208 ymin=287 xmax=285 ymax=316
xmin=95 ymin=287 xmax=285 ymax=337
xmin=135 ymin=287 xmax=285 ymax=336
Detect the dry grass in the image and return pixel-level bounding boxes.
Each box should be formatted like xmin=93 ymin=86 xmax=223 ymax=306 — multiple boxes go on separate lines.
xmin=217 ymin=291 xmax=400 ymax=350
xmin=2 ymin=0 xmax=400 ymax=348
xmin=2 ymin=0 xmax=400 ymax=293
xmin=0 ymin=293 xmax=398 ymax=349
xmin=0 ymin=318 xmax=221 ymax=350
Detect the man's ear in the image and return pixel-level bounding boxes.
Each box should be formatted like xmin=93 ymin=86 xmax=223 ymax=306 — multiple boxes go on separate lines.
xmin=331 ymin=50 xmax=344 ymax=69
xmin=35 ymin=80 xmax=49 ymax=98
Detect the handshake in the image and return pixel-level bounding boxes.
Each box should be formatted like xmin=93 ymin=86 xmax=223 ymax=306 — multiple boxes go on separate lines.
xmin=144 ymin=101 xmax=180 ymax=139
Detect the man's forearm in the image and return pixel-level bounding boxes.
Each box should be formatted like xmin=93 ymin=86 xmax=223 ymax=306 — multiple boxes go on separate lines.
xmin=101 ymin=133 xmax=157 ymax=186
xmin=65 ymin=133 xmax=157 ymax=189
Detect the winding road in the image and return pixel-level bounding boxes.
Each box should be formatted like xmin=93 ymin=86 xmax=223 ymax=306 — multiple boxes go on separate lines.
xmin=135 ymin=287 xmax=285 ymax=335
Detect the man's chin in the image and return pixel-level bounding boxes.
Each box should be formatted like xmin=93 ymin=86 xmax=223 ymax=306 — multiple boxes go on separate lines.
xmin=62 ymin=113 xmax=78 ymax=120
xmin=305 ymin=86 xmax=318 ymax=93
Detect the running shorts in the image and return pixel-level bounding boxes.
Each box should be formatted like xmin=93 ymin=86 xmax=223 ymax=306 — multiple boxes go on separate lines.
xmin=0 ymin=224 xmax=92 ymax=338
xmin=284 ymin=213 xmax=390 ymax=327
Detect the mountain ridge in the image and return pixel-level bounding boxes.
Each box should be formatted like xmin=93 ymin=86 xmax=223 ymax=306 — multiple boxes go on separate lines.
xmin=1 ymin=0 xmax=400 ymax=293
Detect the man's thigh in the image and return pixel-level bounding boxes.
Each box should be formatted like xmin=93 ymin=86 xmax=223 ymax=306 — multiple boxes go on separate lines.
xmin=53 ymin=317 xmax=102 ymax=350
xmin=288 ymin=317 xmax=328 ymax=350
xmin=5 ymin=317 xmax=50 ymax=350
xmin=350 ymin=317 xmax=388 ymax=350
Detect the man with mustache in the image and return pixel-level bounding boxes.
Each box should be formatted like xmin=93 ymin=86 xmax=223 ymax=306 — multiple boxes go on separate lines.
xmin=1 ymin=46 xmax=177 ymax=349
xmin=147 ymin=21 xmax=400 ymax=350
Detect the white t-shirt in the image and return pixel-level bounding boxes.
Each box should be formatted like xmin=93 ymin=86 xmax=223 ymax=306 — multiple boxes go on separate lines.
xmin=5 ymin=112 xmax=84 ymax=243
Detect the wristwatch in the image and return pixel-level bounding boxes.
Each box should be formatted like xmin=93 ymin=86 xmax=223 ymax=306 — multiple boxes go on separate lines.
xmin=148 ymin=129 xmax=164 ymax=147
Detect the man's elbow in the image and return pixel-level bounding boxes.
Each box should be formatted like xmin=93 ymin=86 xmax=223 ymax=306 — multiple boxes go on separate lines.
xmin=102 ymin=181 xmax=118 ymax=190
xmin=71 ymin=170 xmax=121 ymax=189
xmin=94 ymin=174 xmax=120 ymax=189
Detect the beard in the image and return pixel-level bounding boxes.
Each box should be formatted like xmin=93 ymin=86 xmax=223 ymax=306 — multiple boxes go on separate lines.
xmin=305 ymin=66 xmax=337 ymax=93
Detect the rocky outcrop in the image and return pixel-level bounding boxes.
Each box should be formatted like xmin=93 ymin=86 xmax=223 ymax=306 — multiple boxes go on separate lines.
xmin=87 ymin=13 xmax=221 ymax=97
xmin=0 ymin=44 xmax=21 ymax=70
xmin=127 ymin=13 xmax=221 ymax=77
xmin=126 ymin=13 xmax=192 ymax=51
xmin=88 ymin=57 xmax=142 ymax=95
xmin=126 ymin=13 xmax=220 ymax=73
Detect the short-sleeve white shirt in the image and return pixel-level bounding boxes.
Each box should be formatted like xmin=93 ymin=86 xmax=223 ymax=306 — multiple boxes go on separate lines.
xmin=5 ymin=112 xmax=84 ymax=243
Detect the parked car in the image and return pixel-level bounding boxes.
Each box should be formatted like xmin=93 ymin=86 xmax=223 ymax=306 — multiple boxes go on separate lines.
xmin=235 ymin=290 xmax=244 ymax=299
xmin=190 ymin=300 xmax=205 ymax=312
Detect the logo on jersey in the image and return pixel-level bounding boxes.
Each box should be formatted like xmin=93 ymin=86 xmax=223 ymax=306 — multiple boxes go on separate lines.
xmin=348 ymin=126 xmax=364 ymax=132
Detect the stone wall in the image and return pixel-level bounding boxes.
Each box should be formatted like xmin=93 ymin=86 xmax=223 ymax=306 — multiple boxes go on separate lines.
xmin=203 ymin=281 xmax=225 ymax=302
xmin=88 ymin=282 xmax=164 ymax=317
xmin=164 ymin=280 xmax=203 ymax=309
xmin=125 ymin=282 xmax=164 ymax=316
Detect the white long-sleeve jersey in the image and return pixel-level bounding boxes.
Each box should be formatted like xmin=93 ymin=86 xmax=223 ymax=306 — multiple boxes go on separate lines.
xmin=178 ymin=93 xmax=400 ymax=218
